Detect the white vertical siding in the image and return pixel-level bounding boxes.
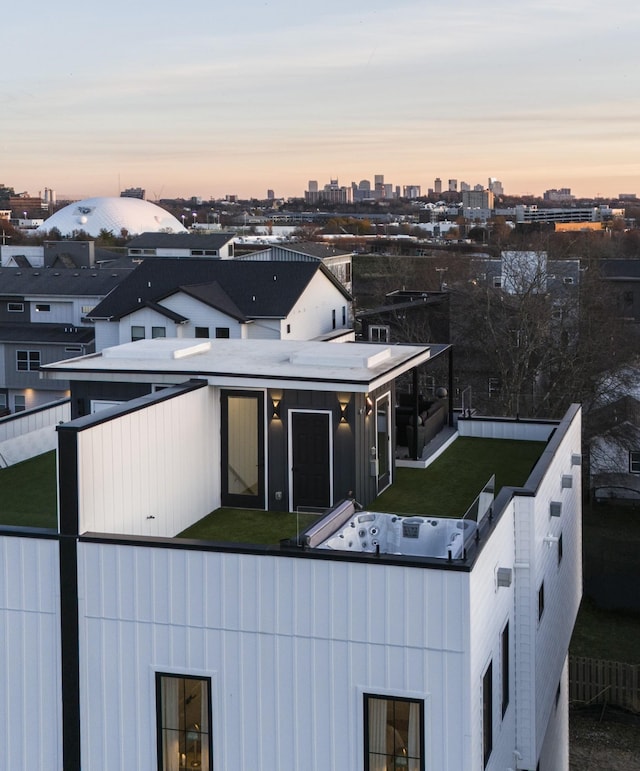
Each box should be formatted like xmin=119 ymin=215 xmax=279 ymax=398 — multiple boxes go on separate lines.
xmin=76 ymin=386 xmax=218 ymax=536
xmin=78 ymin=542 xmax=473 ymax=771
xmin=0 ymin=536 xmax=62 ymax=769
xmin=469 ymin=506 xmax=517 ymax=771
xmin=94 ymin=320 xmax=120 ymax=352
xmin=286 ymin=271 xmax=350 ymax=340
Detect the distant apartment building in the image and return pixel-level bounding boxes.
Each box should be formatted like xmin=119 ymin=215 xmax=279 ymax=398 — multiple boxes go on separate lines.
xmin=120 ymin=187 xmax=146 ymax=200
xmin=448 ymin=179 xmax=457 ymax=192
xmin=460 ymin=181 xmax=471 ymax=192
xmin=462 ymin=189 xmax=495 ymax=210
xmin=305 ymin=179 xmax=353 ymax=205
xmin=543 ymin=188 xmax=574 ymax=203
xmin=434 ymin=177 xmax=442 ymax=194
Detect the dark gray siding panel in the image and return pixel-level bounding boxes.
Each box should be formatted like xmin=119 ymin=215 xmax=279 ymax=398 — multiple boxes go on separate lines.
xmin=70 ymin=380 xmax=151 ymax=418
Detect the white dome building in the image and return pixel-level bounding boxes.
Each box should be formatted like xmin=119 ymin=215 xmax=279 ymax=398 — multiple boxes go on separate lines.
xmin=37 ymin=196 xmax=188 ymax=237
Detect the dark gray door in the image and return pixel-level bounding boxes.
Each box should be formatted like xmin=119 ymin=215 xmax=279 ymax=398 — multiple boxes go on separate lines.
xmin=291 ymin=411 xmax=331 ymax=511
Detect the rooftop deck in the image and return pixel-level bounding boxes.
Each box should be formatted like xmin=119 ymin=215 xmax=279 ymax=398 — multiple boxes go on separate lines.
xmin=0 ymin=436 xmax=547 ymax=542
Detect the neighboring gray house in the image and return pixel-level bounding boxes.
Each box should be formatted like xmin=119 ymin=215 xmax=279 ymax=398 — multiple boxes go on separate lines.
xmin=0 ymin=264 xmax=133 ymax=412
xmin=237 ymin=241 xmax=353 ymax=293
xmin=587 ymin=394 xmax=640 ymax=501
xmin=126 ymin=232 xmax=236 ymax=260
xmin=87 ymin=258 xmax=353 ymax=352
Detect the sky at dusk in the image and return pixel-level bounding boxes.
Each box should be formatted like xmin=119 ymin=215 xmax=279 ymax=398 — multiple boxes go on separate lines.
xmin=2 ymin=0 xmax=639 ymax=201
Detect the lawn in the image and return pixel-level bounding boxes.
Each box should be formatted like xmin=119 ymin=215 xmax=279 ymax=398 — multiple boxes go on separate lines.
xmin=0 ymin=451 xmax=57 ymax=529
xmin=570 ymin=597 xmax=640 ymax=664
xmin=371 ymin=437 xmax=547 ymax=518
xmin=178 ymin=508 xmax=320 ymax=545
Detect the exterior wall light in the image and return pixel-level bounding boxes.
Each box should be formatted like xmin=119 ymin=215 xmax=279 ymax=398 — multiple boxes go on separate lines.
xmin=271 ymin=399 xmax=281 ymax=420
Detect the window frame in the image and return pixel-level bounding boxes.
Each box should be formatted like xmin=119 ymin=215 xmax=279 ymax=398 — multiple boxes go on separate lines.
xmin=35 ymin=303 xmax=51 ymax=312
xmin=131 ymin=325 xmax=145 ymax=342
xmin=629 ymin=450 xmax=640 ymax=474
xmin=151 ymin=326 xmax=167 ymax=339
xmin=369 ymin=324 xmax=390 ymax=343
xmin=155 ymin=672 xmax=213 ymax=771
xmin=482 ymin=661 xmax=493 ymax=768
xmin=215 ymin=327 xmax=230 ymax=339
xmin=538 ymin=581 xmax=545 ymax=622
xmin=16 ymin=349 xmax=41 ymax=371
xmin=363 ymin=692 xmax=425 ymax=771
xmin=8 ymin=302 xmax=24 ymax=312
xmin=195 ymin=326 xmax=209 ymax=339
xmin=501 ymin=622 xmax=509 ymax=718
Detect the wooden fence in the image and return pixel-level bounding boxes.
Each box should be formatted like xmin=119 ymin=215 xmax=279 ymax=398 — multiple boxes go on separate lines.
xmin=569 ymin=656 xmax=640 ymax=712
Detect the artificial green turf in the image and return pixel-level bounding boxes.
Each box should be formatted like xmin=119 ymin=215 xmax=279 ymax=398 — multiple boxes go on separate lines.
xmin=0 ymin=451 xmax=57 ymax=529
xmin=178 ymin=508 xmax=320 ymax=545
xmin=371 ymin=438 xmax=547 ymax=518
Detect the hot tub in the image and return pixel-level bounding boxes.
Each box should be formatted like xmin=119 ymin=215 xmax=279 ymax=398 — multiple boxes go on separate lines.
xmin=319 ymin=511 xmax=476 ymax=559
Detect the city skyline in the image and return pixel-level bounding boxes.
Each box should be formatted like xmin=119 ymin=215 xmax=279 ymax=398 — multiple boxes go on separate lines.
xmin=2 ymin=0 xmax=639 ymax=201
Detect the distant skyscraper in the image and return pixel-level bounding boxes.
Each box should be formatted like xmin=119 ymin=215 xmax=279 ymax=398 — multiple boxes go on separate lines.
xmin=308 ymin=180 xmax=318 ymax=193
xmin=460 ymin=181 xmax=471 ymax=192
xmin=434 ymin=178 xmax=442 ymax=194
xmin=488 ymin=178 xmax=504 ymax=196
xmin=448 ymin=179 xmax=457 ymax=192
xmin=403 ymin=185 xmax=421 ymax=199
xmin=267 ymin=189 xmax=275 ymax=200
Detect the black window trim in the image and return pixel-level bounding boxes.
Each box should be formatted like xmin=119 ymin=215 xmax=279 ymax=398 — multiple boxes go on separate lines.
xmin=363 ymin=692 xmax=425 ymax=771
xmin=155 ymin=671 xmax=213 ymax=771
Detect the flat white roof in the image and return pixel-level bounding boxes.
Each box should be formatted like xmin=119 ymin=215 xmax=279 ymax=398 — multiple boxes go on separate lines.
xmin=42 ymin=338 xmax=443 ymax=392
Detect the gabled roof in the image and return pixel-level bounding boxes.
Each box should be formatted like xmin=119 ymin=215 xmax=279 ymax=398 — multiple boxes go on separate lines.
xmin=143 ymin=301 xmax=189 ymax=324
xmin=88 ymin=259 xmax=350 ymax=322
xmin=126 ymin=232 xmax=235 ymax=250
xmin=0 ymin=267 xmax=134 ymax=297
xmin=174 ymin=282 xmax=246 ymax=322
xmin=240 ymin=242 xmax=352 ymax=262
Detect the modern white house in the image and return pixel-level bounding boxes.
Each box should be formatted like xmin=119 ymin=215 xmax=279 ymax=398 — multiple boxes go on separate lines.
xmin=0 ymin=338 xmax=584 ymax=769
xmin=87 ymin=258 xmax=354 ymax=353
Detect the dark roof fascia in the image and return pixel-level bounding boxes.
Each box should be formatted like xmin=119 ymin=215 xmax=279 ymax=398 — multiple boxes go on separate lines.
xmin=143 ymin=300 xmax=189 ymax=324
xmin=161 ymin=283 xmax=247 ymax=323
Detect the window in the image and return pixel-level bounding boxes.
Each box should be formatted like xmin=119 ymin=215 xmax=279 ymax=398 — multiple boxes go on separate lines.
xmin=488 ymin=377 xmax=501 ymax=397
xmin=156 ymin=674 xmax=211 ymax=771
xmin=215 ymin=327 xmax=230 ymax=339
xmin=558 ymin=532 xmax=563 ymax=565
xmin=563 ymin=276 xmax=574 ymax=285
xmin=482 ymin=662 xmax=493 ymax=767
xmin=342 ymin=305 xmax=347 ymax=325
xmin=131 ymin=325 xmax=145 ymax=342
xmin=14 ymin=394 xmax=26 ymax=412
xmin=501 ymin=623 xmax=509 ymax=718
xmin=345 ymin=262 xmax=352 ymax=283
xmin=538 ymin=581 xmax=545 ymax=621
xmin=286 ymin=324 xmax=291 ymax=334
xmin=81 ymin=305 xmax=95 ymax=314
xmin=195 ymin=327 xmax=209 ymax=339
xmin=152 ymin=326 xmax=167 ymax=339
xmin=65 ymin=345 xmax=83 ymax=353
xmin=0 ymin=393 xmax=6 ymax=409
xmin=493 ymin=276 xmax=502 ymax=288
xmin=629 ymin=451 xmax=640 ymax=474
xmin=369 ymin=325 xmax=390 ymax=343
xmin=16 ymin=350 xmax=40 ymax=371
xmin=8 ymin=302 xmax=24 ymax=312
xmin=332 ymin=308 xmax=336 ymax=329
xmin=35 ymin=303 xmax=51 ymax=312
xmin=364 ymin=694 xmax=424 ymax=771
